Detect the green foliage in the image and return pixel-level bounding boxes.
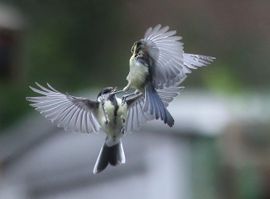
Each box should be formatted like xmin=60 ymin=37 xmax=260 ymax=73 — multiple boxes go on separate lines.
xmin=236 ymin=167 xmax=262 ymax=199
xmin=190 ymin=137 xmax=220 ymax=199
xmin=0 ymin=0 xmax=128 ymax=131
xmin=0 ymin=85 xmax=29 ymax=129
xmin=203 ymin=63 xmax=243 ymax=94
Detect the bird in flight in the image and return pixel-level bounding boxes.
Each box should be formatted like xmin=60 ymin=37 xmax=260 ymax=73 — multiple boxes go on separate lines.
xmin=122 ymin=24 xmax=215 ymax=126
xmin=26 ymin=24 xmax=215 ymax=174
xmin=26 ymin=82 xmax=182 ymax=173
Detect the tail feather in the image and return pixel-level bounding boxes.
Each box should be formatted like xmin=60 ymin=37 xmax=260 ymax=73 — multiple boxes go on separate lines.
xmin=93 ymin=140 xmax=125 ymax=174
xmin=144 ymin=84 xmax=174 ymax=127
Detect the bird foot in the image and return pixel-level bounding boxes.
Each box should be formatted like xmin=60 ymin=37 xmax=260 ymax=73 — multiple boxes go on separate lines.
xmin=121 ymin=94 xmax=131 ymax=105
xmin=121 ymin=91 xmax=142 ymax=105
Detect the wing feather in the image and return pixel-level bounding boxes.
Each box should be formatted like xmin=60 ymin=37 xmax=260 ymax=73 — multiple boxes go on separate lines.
xmin=26 ymin=83 xmax=100 ymax=133
xmin=183 ymin=53 xmax=215 ymax=72
xmin=142 ymin=24 xmax=184 ymax=88
xmin=142 ymin=25 xmax=215 ymax=88
xmin=125 ymin=82 xmax=183 ymax=132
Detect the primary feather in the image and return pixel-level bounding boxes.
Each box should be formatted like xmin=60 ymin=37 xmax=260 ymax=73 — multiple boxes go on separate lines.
xmin=125 ymin=83 xmax=184 ymax=132
xmin=142 ymin=24 xmax=215 ymax=88
xmin=26 ymin=83 xmax=100 ymax=133
xmin=143 ymin=24 xmax=185 ymax=88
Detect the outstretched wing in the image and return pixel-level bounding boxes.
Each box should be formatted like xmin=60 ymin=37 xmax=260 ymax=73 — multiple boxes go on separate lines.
xmin=26 ymin=83 xmax=100 ymax=133
xmin=125 ymin=94 xmax=154 ymax=132
xmin=156 ymin=85 xmax=184 ymax=107
xmin=183 ymin=53 xmax=216 ymax=73
xmin=143 ymin=24 xmax=184 ymax=88
xmin=142 ymin=25 xmax=215 ymax=88
xmin=125 ymin=84 xmax=183 ymax=132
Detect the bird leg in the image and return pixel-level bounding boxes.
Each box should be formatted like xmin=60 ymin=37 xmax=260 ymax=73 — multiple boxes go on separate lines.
xmin=110 ymin=89 xmax=124 ymax=95
xmin=123 ymin=82 xmax=131 ymax=92
xmin=122 ymin=90 xmax=142 ymax=105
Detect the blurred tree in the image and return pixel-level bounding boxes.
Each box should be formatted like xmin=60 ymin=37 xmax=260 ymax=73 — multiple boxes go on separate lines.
xmin=0 ymin=0 xmax=129 ymax=131
xmin=16 ymin=0 xmax=128 ymax=88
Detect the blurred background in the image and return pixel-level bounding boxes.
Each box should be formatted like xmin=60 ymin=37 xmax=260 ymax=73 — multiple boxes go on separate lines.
xmin=0 ymin=0 xmax=269 ymax=199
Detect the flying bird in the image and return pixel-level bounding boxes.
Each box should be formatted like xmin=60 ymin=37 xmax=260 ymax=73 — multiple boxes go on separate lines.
xmin=123 ymin=24 xmax=215 ymax=127
xmin=26 ymin=83 xmax=182 ymax=174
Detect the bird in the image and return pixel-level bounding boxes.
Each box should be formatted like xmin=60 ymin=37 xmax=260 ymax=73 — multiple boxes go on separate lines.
xmin=123 ymin=24 xmax=215 ymax=127
xmin=26 ymin=82 xmax=182 ymax=174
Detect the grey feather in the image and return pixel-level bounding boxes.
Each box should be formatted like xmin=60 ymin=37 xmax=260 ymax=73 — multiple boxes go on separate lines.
xmin=125 ymin=81 xmax=184 ymax=132
xmin=26 ymin=83 xmax=100 ymax=133
xmin=143 ymin=25 xmax=184 ymax=88
xmin=144 ymin=84 xmax=174 ymax=127
xmin=183 ymin=53 xmax=215 ymax=72
xmin=141 ymin=25 xmax=215 ymax=89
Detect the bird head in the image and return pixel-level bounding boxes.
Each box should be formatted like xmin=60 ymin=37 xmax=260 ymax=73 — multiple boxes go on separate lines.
xmin=131 ymin=40 xmax=144 ymax=55
xmin=97 ymin=87 xmax=117 ymax=101
xmin=131 ymin=39 xmax=159 ymax=63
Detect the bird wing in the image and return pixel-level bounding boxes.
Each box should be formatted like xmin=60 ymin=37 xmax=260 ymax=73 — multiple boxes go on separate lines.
xmin=26 ymin=83 xmax=100 ymax=133
xmin=183 ymin=53 xmax=216 ymax=73
xmin=125 ymin=83 xmax=184 ymax=132
xmin=142 ymin=24 xmax=185 ymax=88
xmin=156 ymin=84 xmax=184 ymax=107
xmin=142 ymin=25 xmax=215 ymax=88
xmin=125 ymin=93 xmax=154 ymax=132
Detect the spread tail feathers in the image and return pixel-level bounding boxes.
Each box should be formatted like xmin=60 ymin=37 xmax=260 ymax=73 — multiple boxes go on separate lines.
xmin=93 ymin=140 xmax=125 ymax=174
xmin=144 ymin=84 xmax=174 ymax=127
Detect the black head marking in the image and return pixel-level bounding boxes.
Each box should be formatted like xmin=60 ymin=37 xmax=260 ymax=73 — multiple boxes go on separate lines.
xmin=97 ymin=87 xmax=115 ymax=98
xmin=131 ymin=40 xmax=143 ymax=54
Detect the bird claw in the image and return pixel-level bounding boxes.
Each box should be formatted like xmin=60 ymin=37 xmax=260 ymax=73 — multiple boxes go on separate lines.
xmin=121 ymin=94 xmax=131 ymax=105
xmin=122 ymin=92 xmax=142 ymax=105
